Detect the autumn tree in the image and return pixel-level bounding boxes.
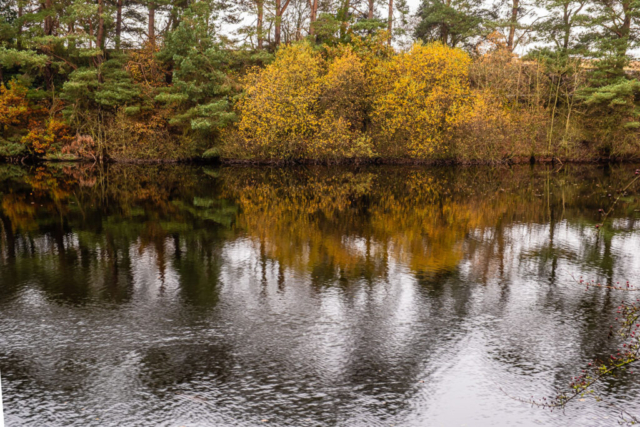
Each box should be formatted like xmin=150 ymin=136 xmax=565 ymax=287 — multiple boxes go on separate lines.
xmin=371 ymin=42 xmax=474 ymax=157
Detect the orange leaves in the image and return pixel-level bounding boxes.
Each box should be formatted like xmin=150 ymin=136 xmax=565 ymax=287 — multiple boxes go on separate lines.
xmin=0 ymin=78 xmax=76 ymax=158
xmin=126 ymin=41 xmax=166 ymax=90
xmin=21 ymin=119 xmax=73 ymax=155
xmin=0 ymin=79 xmax=30 ymax=128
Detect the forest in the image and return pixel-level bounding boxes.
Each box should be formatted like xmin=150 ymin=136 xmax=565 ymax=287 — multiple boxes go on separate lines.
xmin=1 ymin=0 xmax=640 ymax=162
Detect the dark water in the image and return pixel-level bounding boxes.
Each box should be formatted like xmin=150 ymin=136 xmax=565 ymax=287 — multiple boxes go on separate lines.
xmin=1 ymin=163 xmax=640 ymax=426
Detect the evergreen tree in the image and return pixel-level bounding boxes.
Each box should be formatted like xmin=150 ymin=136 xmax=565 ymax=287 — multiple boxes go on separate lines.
xmin=155 ymin=1 xmax=236 ymax=136
xmin=534 ymin=0 xmax=587 ymax=53
xmin=414 ymin=0 xmax=490 ymax=48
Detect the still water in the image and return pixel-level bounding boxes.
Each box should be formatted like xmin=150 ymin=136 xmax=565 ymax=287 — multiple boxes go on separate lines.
xmin=0 ymin=163 xmax=639 ymax=426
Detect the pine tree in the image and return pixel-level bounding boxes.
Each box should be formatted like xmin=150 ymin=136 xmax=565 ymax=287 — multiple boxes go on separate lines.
xmin=155 ymin=1 xmax=236 ymax=136
xmin=414 ymin=0 xmax=490 ymax=49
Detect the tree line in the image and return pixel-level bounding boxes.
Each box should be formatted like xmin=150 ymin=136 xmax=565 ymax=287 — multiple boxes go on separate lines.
xmin=0 ymin=0 xmax=639 ymax=162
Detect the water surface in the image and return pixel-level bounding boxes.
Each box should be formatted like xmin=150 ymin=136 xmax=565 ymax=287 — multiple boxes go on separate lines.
xmin=1 ymin=163 xmax=639 ymax=426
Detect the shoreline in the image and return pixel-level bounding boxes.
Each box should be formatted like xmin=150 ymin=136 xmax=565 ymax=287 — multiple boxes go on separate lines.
xmin=3 ymin=154 xmax=640 ymax=167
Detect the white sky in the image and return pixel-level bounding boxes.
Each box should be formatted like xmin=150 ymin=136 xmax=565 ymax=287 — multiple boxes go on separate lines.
xmin=214 ymin=0 xmax=543 ymax=55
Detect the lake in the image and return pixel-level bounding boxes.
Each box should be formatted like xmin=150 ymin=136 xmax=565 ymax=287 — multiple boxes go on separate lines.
xmin=0 ymin=163 xmax=639 ymax=426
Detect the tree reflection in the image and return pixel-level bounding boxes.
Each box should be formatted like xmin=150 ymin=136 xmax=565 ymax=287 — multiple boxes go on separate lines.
xmin=1 ymin=163 xmax=640 ymax=425
xmin=0 ymin=163 xmax=639 ymax=302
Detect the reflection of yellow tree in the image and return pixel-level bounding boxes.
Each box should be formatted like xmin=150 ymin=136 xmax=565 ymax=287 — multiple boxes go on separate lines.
xmin=369 ymin=171 xmax=468 ymax=274
xmin=26 ymin=167 xmax=75 ymax=201
xmin=0 ymin=167 xmax=76 ymax=232
xmin=368 ymin=170 xmax=539 ymax=275
xmin=225 ymin=169 xmax=376 ymax=275
xmin=1 ymin=194 xmax=38 ymax=232
xmin=3 ymin=163 xmax=640 ymax=284
xmin=221 ymin=167 xmax=563 ymax=279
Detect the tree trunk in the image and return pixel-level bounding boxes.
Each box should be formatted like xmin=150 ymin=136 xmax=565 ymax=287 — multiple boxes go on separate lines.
xmin=116 ymin=0 xmax=123 ymax=50
xmin=507 ymin=0 xmax=518 ymax=51
xmin=44 ymin=0 xmax=53 ymax=36
xmin=97 ymin=0 xmax=105 ymax=52
xmin=44 ymin=0 xmax=54 ymax=91
xmin=149 ymin=1 xmax=155 ymax=46
xmin=368 ymin=0 xmax=374 ymax=19
xmin=562 ymin=4 xmax=570 ymax=51
xmin=387 ymin=0 xmax=393 ymax=42
xmin=441 ymin=0 xmax=451 ymax=45
xmin=68 ymin=22 xmax=75 ymax=51
xmin=615 ymin=7 xmax=632 ymax=74
xmin=257 ymin=0 xmax=264 ymax=48
xmin=309 ymin=0 xmax=319 ymax=35
xmin=275 ymin=0 xmax=282 ymax=45
xmin=17 ymin=3 xmax=23 ymax=49
xmin=339 ymin=0 xmax=350 ymax=39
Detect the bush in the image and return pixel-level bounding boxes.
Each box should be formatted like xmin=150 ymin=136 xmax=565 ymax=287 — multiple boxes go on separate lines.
xmin=236 ymin=43 xmax=323 ymax=158
xmin=232 ymin=42 xmax=374 ymax=160
xmin=371 ymin=43 xmax=474 ymax=158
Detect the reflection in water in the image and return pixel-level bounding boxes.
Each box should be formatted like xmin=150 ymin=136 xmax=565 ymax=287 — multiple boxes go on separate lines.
xmin=0 ymin=163 xmax=639 ymax=426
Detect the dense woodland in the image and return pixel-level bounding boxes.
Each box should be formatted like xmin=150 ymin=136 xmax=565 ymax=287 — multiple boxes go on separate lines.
xmin=1 ymin=0 xmax=640 ymax=162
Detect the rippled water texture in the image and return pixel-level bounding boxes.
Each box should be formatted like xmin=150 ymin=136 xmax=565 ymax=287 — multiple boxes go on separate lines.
xmin=1 ymin=163 xmax=640 ymax=426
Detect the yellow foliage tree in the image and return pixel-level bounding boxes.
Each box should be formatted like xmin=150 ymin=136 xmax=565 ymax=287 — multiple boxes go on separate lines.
xmin=236 ymin=43 xmax=324 ymax=159
xmin=234 ymin=43 xmax=374 ymax=160
xmin=320 ymin=48 xmax=367 ymax=130
xmin=371 ymin=43 xmax=474 ymax=158
xmin=310 ymin=47 xmax=374 ymax=160
xmin=0 ymin=79 xmax=30 ymax=129
xmin=233 ymin=40 xmax=477 ymax=161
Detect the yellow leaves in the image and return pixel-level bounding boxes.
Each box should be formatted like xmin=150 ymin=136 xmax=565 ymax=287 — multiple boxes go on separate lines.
xmin=0 ymin=79 xmax=30 ymax=128
xmin=234 ymin=42 xmax=374 ymax=160
xmin=371 ymin=43 xmax=474 ymax=158
xmin=231 ymin=41 xmax=473 ymax=160
xmin=236 ymin=43 xmax=324 ymax=158
xmin=1 ymin=194 xmax=38 ymax=232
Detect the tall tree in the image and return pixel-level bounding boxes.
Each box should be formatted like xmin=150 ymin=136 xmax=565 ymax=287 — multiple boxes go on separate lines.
xmin=148 ymin=0 xmax=155 ymax=45
xmin=43 ymin=0 xmax=54 ymax=89
xmin=582 ymin=0 xmax=640 ymax=76
xmin=237 ymin=0 xmax=267 ymax=48
xmin=115 ymin=0 xmax=123 ymax=49
xmin=494 ymin=0 xmax=536 ymax=51
xmin=507 ymin=0 xmax=517 ymax=49
xmin=96 ymin=0 xmax=104 ymax=65
xmin=535 ymin=0 xmax=586 ymax=52
xmin=274 ymin=0 xmax=293 ymax=45
xmin=387 ymin=0 xmax=392 ymax=38
xmin=415 ymin=0 xmax=489 ymax=48
xmin=308 ymin=0 xmax=319 ymax=35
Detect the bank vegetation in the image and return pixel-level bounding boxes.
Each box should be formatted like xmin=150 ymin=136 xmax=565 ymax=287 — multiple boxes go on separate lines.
xmin=2 ymin=0 xmax=640 ymax=163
